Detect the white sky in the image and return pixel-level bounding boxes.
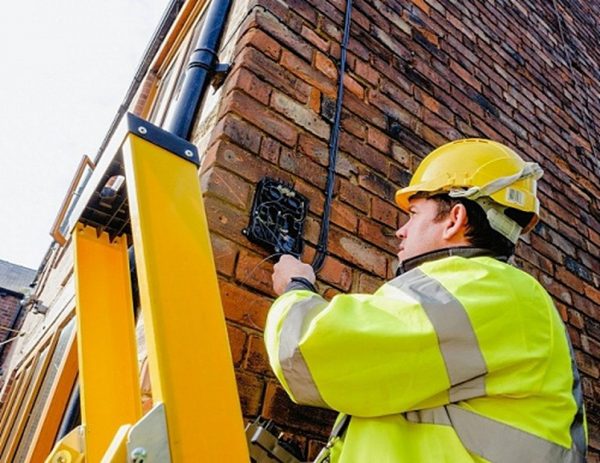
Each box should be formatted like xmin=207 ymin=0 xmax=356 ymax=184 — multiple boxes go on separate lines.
xmin=0 ymin=0 xmax=169 ymax=269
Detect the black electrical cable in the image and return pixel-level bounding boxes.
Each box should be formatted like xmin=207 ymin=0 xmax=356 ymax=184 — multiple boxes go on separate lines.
xmin=311 ymin=0 xmax=353 ymax=272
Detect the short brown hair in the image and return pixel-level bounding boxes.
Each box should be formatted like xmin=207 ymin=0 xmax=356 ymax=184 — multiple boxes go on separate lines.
xmin=412 ymin=192 xmax=519 ymax=257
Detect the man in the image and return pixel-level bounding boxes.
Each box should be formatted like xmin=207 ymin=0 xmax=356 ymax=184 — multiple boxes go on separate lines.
xmin=264 ymin=139 xmax=587 ymax=462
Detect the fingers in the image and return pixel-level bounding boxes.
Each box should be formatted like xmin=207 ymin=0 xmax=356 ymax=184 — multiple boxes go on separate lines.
xmin=271 ymin=255 xmax=316 ymax=295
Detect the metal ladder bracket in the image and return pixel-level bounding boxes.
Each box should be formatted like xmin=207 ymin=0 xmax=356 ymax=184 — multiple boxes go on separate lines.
xmin=127 ymin=403 xmax=171 ymax=463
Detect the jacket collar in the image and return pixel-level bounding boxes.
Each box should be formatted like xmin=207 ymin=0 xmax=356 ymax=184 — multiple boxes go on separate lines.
xmin=395 ymin=246 xmax=508 ymax=276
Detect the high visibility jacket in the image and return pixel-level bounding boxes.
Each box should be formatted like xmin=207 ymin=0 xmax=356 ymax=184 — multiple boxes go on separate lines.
xmin=264 ymin=249 xmax=587 ymax=462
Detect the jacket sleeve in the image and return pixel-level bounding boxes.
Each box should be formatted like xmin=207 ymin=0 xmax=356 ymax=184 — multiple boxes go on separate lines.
xmin=263 ymin=283 xmax=453 ymax=417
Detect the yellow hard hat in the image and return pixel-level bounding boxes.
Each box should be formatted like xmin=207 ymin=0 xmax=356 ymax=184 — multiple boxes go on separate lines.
xmin=395 ymin=139 xmax=543 ymax=237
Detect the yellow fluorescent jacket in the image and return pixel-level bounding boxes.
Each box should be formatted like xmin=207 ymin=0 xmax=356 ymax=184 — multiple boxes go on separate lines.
xmin=264 ymin=254 xmax=587 ymax=462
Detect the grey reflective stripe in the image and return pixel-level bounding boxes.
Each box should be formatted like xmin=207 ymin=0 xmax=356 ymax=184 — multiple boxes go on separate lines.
xmin=279 ymin=295 xmax=329 ymax=407
xmin=406 ymin=405 xmax=585 ymax=462
xmin=405 ymin=407 xmax=451 ymax=426
xmin=389 ymin=268 xmax=487 ymax=401
xmin=565 ymin=331 xmax=587 ymax=455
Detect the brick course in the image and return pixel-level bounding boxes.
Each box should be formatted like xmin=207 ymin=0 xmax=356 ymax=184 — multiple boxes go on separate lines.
xmin=195 ymin=0 xmax=600 ymax=457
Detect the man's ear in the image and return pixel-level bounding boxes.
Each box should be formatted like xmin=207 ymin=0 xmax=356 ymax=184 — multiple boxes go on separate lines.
xmin=442 ymin=203 xmax=469 ymax=241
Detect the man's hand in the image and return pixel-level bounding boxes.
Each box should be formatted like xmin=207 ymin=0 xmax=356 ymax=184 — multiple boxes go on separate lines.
xmin=272 ymin=255 xmax=316 ymax=296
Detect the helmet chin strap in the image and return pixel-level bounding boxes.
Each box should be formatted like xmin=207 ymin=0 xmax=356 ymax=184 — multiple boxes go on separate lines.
xmin=475 ymin=198 xmax=522 ymax=243
xmin=447 ymin=162 xmax=543 ymax=244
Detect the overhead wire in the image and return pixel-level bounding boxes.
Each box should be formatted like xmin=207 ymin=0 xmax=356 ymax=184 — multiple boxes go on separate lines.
xmin=311 ymin=0 xmax=354 ymax=272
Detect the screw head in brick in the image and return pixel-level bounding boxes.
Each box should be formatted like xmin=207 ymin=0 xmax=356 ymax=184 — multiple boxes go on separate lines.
xmin=137 ymin=126 xmax=148 ymax=135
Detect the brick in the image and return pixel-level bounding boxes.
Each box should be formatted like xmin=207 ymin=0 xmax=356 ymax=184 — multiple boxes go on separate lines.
xmin=338 ymin=180 xmax=370 ymax=213
xmin=354 ymin=59 xmax=380 ymax=86
xmin=358 ymin=217 xmax=397 ymax=254
xmin=238 ymin=47 xmax=311 ymax=103
xmin=358 ymin=272 xmax=385 ymax=293
xmin=261 ymin=382 xmax=336 ymax=435
xmin=318 ymin=15 xmax=342 ymax=42
xmin=319 ymin=256 xmax=353 ymax=291
xmin=412 ymin=0 xmax=430 ymax=14
xmin=244 ymin=335 xmax=273 ymax=376
xmin=335 ymin=152 xmax=360 ymax=178
xmin=450 ymin=60 xmax=482 ymax=91
xmin=308 ymin=87 xmax=321 ymax=113
xmin=229 ymin=67 xmax=272 ymax=106
xmin=297 ymin=133 xmax=328 ymax=166
xmin=330 ymin=201 xmax=359 ymax=232
xmin=303 ymin=216 xmax=320 ymax=246
xmin=555 ymin=266 xmax=584 ymax=294
xmin=293 ymin=179 xmax=325 ymax=215
xmin=575 ymin=350 xmax=599 ymax=378
xmin=236 ymin=370 xmax=264 ymax=417
xmin=219 ymin=280 xmax=270 ymax=330
xmin=236 ymin=27 xmax=281 ymax=61
xmin=255 ymin=9 xmax=312 ymax=61
xmin=371 ymin=197 xmax=399 ymax=228
xmin=391 ymin=143 xmax=413 ymax=170
xmin=343 ymin=73 xmax=365 ymax=99
xmin=211 ymin=234 xmax=238 ymax=277
xmin=285 ymin=0 xmax=317 ymax=24
xmin=205 ymin=196 xmax=250 ymax=242
xmin=235 ymin=250 xmax=277 ymax=296
xmin=260 ymin=136 xmax=281 ymax=164
xmin=314 ymin=51 xmax=337 ymax=80
xmin=584 ymin=284 xmax=600 ymax=306
xmin=301 ymin=25 xmax=329 ymax=52
xmin=214 ymin=141 xmax=291 ymax=184
xmin=358 ymin=170 xmax=396 ymax=201
xmin=368 ymin=89 xmax=416 ymax=127
xmin=567 ymin=325 xmax=581 ymax=349
xmin=339 ymin=131 xmax=388 ymax=175
xmin=226 ymin=90 xmax=299 ymax=147
xmin=341 ymin=113 xmax=367 ymax=140
xmin=342 ymin=91 xmax=387 ymax=129
xmin=422 ymin=107 xmax=461 ymax=140
xmin=415 ymin=88 xmax=454 ymax=123
xmin=227 ymin=324 xmax=247 ymax=366
xmin=215 ymin=115 xmax=262 ymax=154
xmin=540 ymin=271 xmax=574 ymax=304
xmin=367 ymin=126 xmax=390 ymax=153
xmin=281 ymin=49 xmax=338 ymax=97
xmin=582 ymin=335 xmax=600 ymax=360
xmin=279 ymin=147 xmax=328 ymax=189
xmin=571 ymin=292 xmax=599 ymax=322
xmin=568 ymin=309 xmax=585 ymax=330
xmin=271 ymin=91 xmax=330 ymax=140
xmin=202 ymin=167 xmax=252 ymax=210
xmin=328 ymin=227 xmax=388 ymax=277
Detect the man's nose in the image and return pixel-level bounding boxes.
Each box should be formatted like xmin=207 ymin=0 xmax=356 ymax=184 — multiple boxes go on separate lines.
xmin=395 ymin=224 xmax=407 ymax=240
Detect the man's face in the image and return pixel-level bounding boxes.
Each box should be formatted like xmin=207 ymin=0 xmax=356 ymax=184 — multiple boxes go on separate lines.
xmin=395 ymin=197 xmax=449 ymax=262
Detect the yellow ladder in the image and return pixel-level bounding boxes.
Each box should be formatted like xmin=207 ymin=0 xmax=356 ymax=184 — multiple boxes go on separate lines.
xmin=46 ymin=114 xmax=249 ymax=462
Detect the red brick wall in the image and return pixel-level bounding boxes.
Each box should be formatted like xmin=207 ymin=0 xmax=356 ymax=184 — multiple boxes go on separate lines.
xmin=198 ymin=0 xmax=600 ymax=458
xmin=0 ymin=294 xmax=24 ymax=373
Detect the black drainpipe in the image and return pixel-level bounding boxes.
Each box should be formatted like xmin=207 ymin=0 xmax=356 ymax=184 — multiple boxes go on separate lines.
xmin=311 ymin=0 xmax=353 ymax=272
xmin=166 ymin=0 xmax=234 ymax=140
